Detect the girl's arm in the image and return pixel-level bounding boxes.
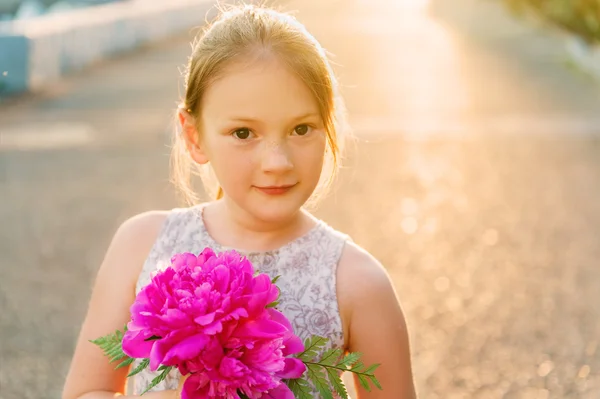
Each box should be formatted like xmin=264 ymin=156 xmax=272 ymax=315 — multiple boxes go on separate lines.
xmin=338 ymin=244 xmax=417 ymax=399
xmin=62 ymin=211 xmax=176 ymax=399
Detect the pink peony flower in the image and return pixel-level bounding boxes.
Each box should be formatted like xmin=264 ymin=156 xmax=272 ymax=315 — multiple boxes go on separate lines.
xmin=122 ymin=248 xmax=306 ymax=399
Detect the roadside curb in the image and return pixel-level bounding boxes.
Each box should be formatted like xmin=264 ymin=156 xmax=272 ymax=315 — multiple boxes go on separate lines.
xmin=0 ymin=0 xmax=215 ymax=96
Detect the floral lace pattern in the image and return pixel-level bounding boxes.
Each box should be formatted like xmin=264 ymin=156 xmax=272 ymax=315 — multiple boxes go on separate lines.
xmin=128 ymin=204 xmax=349 ymax=397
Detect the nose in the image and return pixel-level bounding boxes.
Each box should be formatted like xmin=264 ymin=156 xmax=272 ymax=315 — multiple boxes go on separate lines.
xmin=260 ymin=140 xmax=293 ymax=173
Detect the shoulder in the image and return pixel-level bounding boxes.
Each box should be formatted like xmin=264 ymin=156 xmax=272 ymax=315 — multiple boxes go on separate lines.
xmin=310 ymin=219 xmax=395 ymax=302
xmin=99 ymin=210 xmax=172 ymax=278
xmin=110 ymin=204 xmax=204 ymax=248
xmin=336 ymin=240 xmax=406 ymax=340
xmin=112 ymin=210 xmax=170 ymax=249
xmin=337 ymin=241 xmax=395 ymax=301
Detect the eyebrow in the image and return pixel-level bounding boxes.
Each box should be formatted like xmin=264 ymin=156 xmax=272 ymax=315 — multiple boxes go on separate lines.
xmin=230 ymin=112 xmax=320 ymax=123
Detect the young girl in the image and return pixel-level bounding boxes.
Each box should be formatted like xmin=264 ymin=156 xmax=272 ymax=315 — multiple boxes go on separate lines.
xmin=62 ymin=4 xmax=416 ymax=399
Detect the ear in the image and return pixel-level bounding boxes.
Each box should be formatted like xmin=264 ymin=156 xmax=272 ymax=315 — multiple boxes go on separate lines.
xmin=178 ymin=107 xmax=209 ymax=165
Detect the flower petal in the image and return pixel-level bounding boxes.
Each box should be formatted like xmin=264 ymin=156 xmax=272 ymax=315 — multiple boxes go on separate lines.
xmin=233 ymin=318 xmax=287 ymax=339
xmin=224 ymin=307 xmax=249 ymax=321
xmin=266 ymin=309 xmax=292 ymax=330
xmin=247 ymin=275 xmax=279 ymax=315
xmin=162 ymin=333 xmax=210 ymax=365
xmin=212 ymin=265 xmax=231 ymax=292
xmin=160 ymin=308 xmax=191 ymax=328
xmin=282 ymin=334 xmax=304 ymax=357
xmin=148 ymin=328 xmax=197 ymax=370
xmin=182 ymin=373 xmax=211 ymax=399
xmin=171 ymin=253 xmax=198 ymax=271
xmin=263 ymin=383 xmax=296 ymax=399
xmin=198 ymin=247 xmax=216 ymax=263
xmin=149 ymin=338 xmax=169 ymax=371
xmin=276 ymin=358 xmax=307 ymax=379
xmin=121 ymin=329 xmax=155 ymax=359
xmin=202 ymin=320 xmax=223 ymax=335
xmin=194 ymin=312 xmax=216 ymax=326
xmin=267 ymin=309 xmax=304 ymax=355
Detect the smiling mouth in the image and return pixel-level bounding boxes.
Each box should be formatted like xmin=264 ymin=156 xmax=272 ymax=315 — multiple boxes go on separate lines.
xmin=254 ymin=184 xmax=297 ymax=195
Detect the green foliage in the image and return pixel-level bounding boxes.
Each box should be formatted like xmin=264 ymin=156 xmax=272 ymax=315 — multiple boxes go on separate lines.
xmin=504 ymin=0 xmax=600 ymax=43
xmin=91 ymin=326 xmax=169 ymax=395
xmin=90 ymin=327 xmax=383 ymax=398
xmin=290 ymin=336 xmax=382 ymax=399
xmin=266 ymin=275 xmax=282 ymax=309
xmin=127 ymin=359 xmax=150 ymax=377
xmin=266 ymin=301 xmax=280 ymax=308
xmin=89 ymin=325 xmax=133 ymax=370
xmin=287 ymin=378 xmax=313 ymax=399
xmin=140 ymin=366 xmax=174 ymax=395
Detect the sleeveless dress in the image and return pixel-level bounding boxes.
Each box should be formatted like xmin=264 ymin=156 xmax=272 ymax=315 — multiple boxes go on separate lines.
xmin=128 ymin=203 xmax=350 ymax=397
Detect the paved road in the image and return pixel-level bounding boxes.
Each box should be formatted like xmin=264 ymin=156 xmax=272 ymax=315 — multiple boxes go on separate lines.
xmin=1 ymin=0 xmax=600 ymax=398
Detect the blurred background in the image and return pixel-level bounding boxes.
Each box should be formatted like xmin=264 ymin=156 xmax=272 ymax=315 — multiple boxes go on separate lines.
xmin=0 ymin=0 xmax=123 ymax=21
xmin=1 ymin=0 xmax=600 ymax=398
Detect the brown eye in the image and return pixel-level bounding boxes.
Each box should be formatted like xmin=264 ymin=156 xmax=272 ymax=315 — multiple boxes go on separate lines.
xmin=293 ymin=124 xmax=311 ymax=136
xmin=233 ymin=128 xmax=252 ymax=140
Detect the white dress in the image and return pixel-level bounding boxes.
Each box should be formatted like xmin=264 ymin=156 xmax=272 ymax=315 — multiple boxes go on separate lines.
xmin=128 ymin=203 xmax=350 ymax=397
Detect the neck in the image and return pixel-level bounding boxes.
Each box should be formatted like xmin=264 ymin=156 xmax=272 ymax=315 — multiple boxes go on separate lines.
xmin=203 ymin=198 xmax=314 ymax=252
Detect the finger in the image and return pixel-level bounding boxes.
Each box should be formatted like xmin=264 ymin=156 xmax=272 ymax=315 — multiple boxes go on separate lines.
xmin=177 ymin=373 xmax=189 ymax=398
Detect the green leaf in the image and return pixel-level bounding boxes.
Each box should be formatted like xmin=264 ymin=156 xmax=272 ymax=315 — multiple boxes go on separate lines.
xmin=363 ymin=363 xmax=381 ymax=375
xmin=307 ymin=364 xmax=333 ymax=399
xmin=89 ymin=326 xmax=128 ymax=363
xmin=339 ymin=352 xmax=362 ymax=368
xmin=357 ymin=374 xmax=371 ymax=392
xmin=294 ymin=336 xmax=383 ymax=395
xmin=326 ymin=368 xmax=349 ymax=399
xmin=265 ymin=301 xmax=279 ymax=308
xmin=105 ymin=345 xmax=120 ymax=358
xmin=297 ymin=336 xmax=328 ymax=362
xmin=349 ymin=361 xmax=365 ymax=373
xmin=108 ymin=346 xmax=126 ymax=362
xmin=140 ymin=366 xmax=173 ymax=395
xmin=127 ymin=359 xmax=150 ymax=378
xmin=271 ymin=275 xmax=281 ymax=284
xmin=319 ymin=348 xmax=343 ymax=367
xmin=88 ymin=335 xmax=113 ymax=351
xmin=369 ymin=374 xmax=382 ymax=390
xmin=287 ymin=378 xmax=313 ymax=399
xmin=115 ymin=357 xmax=135 ymax=370
xmin=89 ymin=325 xmax=140 ymax=373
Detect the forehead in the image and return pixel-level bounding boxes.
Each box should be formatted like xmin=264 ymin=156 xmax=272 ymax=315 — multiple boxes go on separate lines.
xmin=200 ymin=57 xmax=319 ymax=122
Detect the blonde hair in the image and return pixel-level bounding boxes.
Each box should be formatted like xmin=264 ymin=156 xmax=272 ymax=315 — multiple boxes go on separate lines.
xmin=171 ymin=3 xmax=349 ymax=206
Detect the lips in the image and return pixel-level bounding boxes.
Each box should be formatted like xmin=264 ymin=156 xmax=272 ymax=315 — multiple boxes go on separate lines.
xmin=254 ymin=184 xmax=297 ymax=195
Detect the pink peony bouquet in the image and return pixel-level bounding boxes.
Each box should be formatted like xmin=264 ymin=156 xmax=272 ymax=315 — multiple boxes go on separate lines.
xmin=91 ymin=248 xmax=381 ymax=399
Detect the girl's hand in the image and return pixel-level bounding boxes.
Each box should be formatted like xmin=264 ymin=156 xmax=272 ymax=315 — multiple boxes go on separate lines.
xmin=175 ymin=374 xmax=190 ymax=399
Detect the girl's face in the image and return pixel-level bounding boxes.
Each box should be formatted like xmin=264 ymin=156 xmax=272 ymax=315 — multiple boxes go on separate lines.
xmin=193 ymin=56 xmax=327 ymax=223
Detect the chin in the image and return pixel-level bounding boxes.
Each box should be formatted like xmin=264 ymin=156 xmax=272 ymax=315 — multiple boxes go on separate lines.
xmin=248 ymin=203 xmax=302 ymax=224
xmin=245 ymin=193 xmax=311 ymax=223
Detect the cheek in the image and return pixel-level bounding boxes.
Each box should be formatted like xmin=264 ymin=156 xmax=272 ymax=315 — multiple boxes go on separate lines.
xmin=294 ymin=137 xmax=326 ymax=174
xmin=207 ymin=139 xmax=256 ymax=185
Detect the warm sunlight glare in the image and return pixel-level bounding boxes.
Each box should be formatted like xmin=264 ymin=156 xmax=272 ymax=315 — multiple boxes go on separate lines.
xmin=349 ymin=0 xmax=470 ymax=137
